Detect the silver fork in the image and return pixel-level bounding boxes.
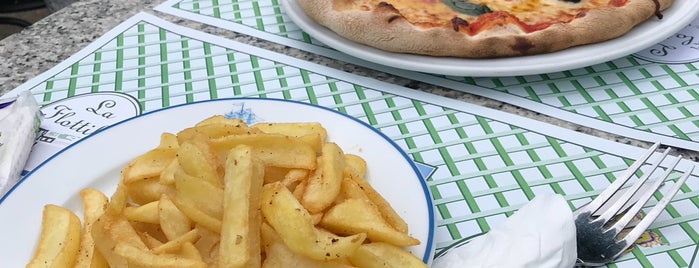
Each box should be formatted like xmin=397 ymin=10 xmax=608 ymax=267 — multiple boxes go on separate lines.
xmin=574 ymin=142 xmax=694 ymax=266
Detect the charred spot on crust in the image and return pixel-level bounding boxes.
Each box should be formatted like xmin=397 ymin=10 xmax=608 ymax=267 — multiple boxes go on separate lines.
xmin=511 ymin=37 xmax=534 ymax=54
xmin=378 ymin=1 xmax=396 ymax=9
xmin=378 ymin=2 xmax=402 ymax=21
xmin=575 ymin=10 xmax=587 ymax=18
xmin=451 ymin=16 xmax=469 ymax=32
xmin=387 ymin=15 xmax=401 ymax=23
xmin=651 ymin=0 xmax=663 ymax=19
xmin=377 ymin=1 xmax=401 ymax=13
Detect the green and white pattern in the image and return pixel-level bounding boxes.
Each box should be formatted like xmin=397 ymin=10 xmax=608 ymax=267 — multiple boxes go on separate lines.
xmin=7 ymin=13 xmax=699 ymax=268
xmin=155 ymin=0 xmax=699 ymax=150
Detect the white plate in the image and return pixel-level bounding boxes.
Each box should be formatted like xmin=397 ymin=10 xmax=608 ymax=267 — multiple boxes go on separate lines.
xmin=0 ymin=98 xmax=435 ymax=266
xmin=281 ymin=0 xmax=699 ymax=77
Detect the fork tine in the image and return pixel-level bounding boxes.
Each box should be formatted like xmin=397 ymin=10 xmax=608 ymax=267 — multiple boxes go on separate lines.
xmin=577 ymin=142 xmax=661 ymax=216
xmin=618 ymin=164 xmax=694 ymax=249
xmin=596 ymin=147 xmax=672 ymax=222
xmin=610 ymin=154 xmax=681 ymax=232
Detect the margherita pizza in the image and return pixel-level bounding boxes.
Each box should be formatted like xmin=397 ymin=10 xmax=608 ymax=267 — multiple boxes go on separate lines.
xmin=294 ymin=0 xmax=673 ymax=58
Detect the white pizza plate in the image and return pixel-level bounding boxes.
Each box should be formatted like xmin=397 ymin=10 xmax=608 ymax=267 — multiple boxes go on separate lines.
xmin=0 ymin=98 xmax=435 ymax=266
xmin=281 ymin=0 xmax=699 ymax=77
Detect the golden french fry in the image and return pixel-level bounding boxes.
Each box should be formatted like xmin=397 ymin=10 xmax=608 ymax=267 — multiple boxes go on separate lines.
xmin=85 ymin=251 xmax=109 ymax=268
xmin=171 ymin=194 xmax=223 ymax=233
xmin=126 ymin=177 xmax=176 ymax=205
xmin=75 ymin=188 xmax=109 ymax=268
xmin=251 ymin=122 xmax=327 ymax=141
xmin=310 ymin=213 xmax=324 ymax=225
xmin=194 ymin=115 xmax=246 ymax=127
xmin=159 ymin=194 xmax=193 ymax=241
xmin=348 ymin=242 xmax=427 ymax=268
xmin=302 ymin=142 xmax=345 ymax=213
xmin=280 ymin=169 xmax=310 ymax=187
xmin=122 ymin=148 xmax=177 ymax=184
xmin=261 ymin=220 xmax=354 ymax=268
xmin=261 ymin=182 xmax=365 ymax=261
xmin=260 ymin=222 xmax=281 ymax=250
xmin=141 ymin=232 xmax=165 ymax=249
xmin=26 ymin=205 xmax=81 ymax=268
xmin=177 ymin=140 xmax=221 ymax=187
xmin=209 ymin=133 xmax=317 ymax=169
xmin=123 ymin=200 xmax=160 ymax=224
xmin=151 ymin=228 xmax=200 ymax=254
xmin=120 ymin=132 xmax=177 ymax=185
xmin=160 ymin=158 xmax=179 ymax=185
xmin=339 ymin=177 xmax=368 ymax=201
xmin=130 ymin=221 xmax=169 ymax=244
xmin=251 ymin=122 xmax=327 ymax=153
xmin=344 ymin=154 xmax=367 ymax=179
xmin=106 ymin=181 xmax=129 ymax=215
xmin=91 ymin=213 xmax=149 ymax=267
xmin=113 ymin=242 xmax=207 ymax=268
xmin=263 ymin=239 xmax=356 ymax=268
xmin=158 ymin=132 xmax=179 ymax=149
xmin=178 ymin=122 xmax=257 ymax=142
xmin=193 ymin=225 xmax=221 ymax=264
xmin=347 ymin=172 xmax=408 ymax=233
xmin=320 ymin=198 xmax=420 ymax=246
xmin=180 ymin=241 xmax=204 ymax=262
xmin=174 ymin=167 xmax=223 ymax=219
xmin=219 ymin=145 xmax=264 ymax=268
xmin=296 ymin=133 xmax=324 ymax=153
xmin=292 ymin=179 xmax=308 ymax=201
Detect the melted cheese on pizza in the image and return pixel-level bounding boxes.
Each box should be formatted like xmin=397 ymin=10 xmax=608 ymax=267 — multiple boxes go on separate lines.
xmin=338 ymin=0 xmax=626 ymax=31
xmin=475 ymin=0 xmax=612 ymax=21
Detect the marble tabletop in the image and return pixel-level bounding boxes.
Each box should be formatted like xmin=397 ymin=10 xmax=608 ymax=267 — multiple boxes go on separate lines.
xmin=0 ymin=0 xmax=697 ymax=160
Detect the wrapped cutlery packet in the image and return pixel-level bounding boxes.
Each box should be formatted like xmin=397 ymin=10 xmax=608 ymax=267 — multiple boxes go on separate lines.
xmin=0 ymin=91 xmax=41 ymax=197
xmin=433 ymin=194 xmax=577 ymax=268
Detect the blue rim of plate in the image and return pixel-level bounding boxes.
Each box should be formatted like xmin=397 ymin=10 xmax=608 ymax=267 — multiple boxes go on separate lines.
xmin=0 ymin=97 xmax=436 ymax=263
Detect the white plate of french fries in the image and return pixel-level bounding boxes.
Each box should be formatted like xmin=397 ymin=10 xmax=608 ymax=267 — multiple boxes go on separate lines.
xmin=0 ymin=98 xmax=435 ymax=267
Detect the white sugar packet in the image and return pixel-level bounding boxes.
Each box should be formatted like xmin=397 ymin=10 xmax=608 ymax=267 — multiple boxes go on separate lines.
xmin=0 ymin=91 xmax=41 ymax=197
xmin=433 ymin=193 xmax=577 ymax=268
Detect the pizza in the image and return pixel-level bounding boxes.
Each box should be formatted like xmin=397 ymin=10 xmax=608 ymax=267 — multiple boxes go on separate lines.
xmin=294 ymin=0 xmax=673 ymax=58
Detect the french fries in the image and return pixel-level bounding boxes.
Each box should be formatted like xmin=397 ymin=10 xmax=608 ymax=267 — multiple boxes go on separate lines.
xmin=26 ymin=205 xmax=81 ymax=268
xmin=219 ymin=145 xmax=264 ymax=268
xmin=74 ymin=188 xmax=109 ymax=268
xmin=302 ymin=142 xmax=345 ymax=213
xmin=348 ymin=242 xmax=427 ymax=268
xmin=261 ymin=181 xmax=366 ymax=261
xmin=26 ymin=115 xmax=427 ymax=268
xmin=319 ymin=198 xmax=420 ymax=246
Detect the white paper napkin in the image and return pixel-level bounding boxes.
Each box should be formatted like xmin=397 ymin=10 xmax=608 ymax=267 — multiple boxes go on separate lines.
xmin=433 ymin=193 xmax=577 ymax=268
xmin=0 ymin=91 xmax=40 ymax=197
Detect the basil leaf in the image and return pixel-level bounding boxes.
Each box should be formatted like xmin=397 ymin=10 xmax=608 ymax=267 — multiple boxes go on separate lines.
xmin=441 ymin=0 xmax=491 ymax=16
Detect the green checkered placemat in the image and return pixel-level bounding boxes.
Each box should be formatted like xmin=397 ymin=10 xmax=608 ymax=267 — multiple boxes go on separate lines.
xmin=7 ymin=13 xmax=699 ymax=267
xmin=155 ymin=0 xmax=699 ymax=151
xmin=455 ymin=59 xmax=699 ymax=141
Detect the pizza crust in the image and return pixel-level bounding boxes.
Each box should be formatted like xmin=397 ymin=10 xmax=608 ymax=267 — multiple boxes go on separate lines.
xmin=295 ymin=0 xmax=675 ymax=58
